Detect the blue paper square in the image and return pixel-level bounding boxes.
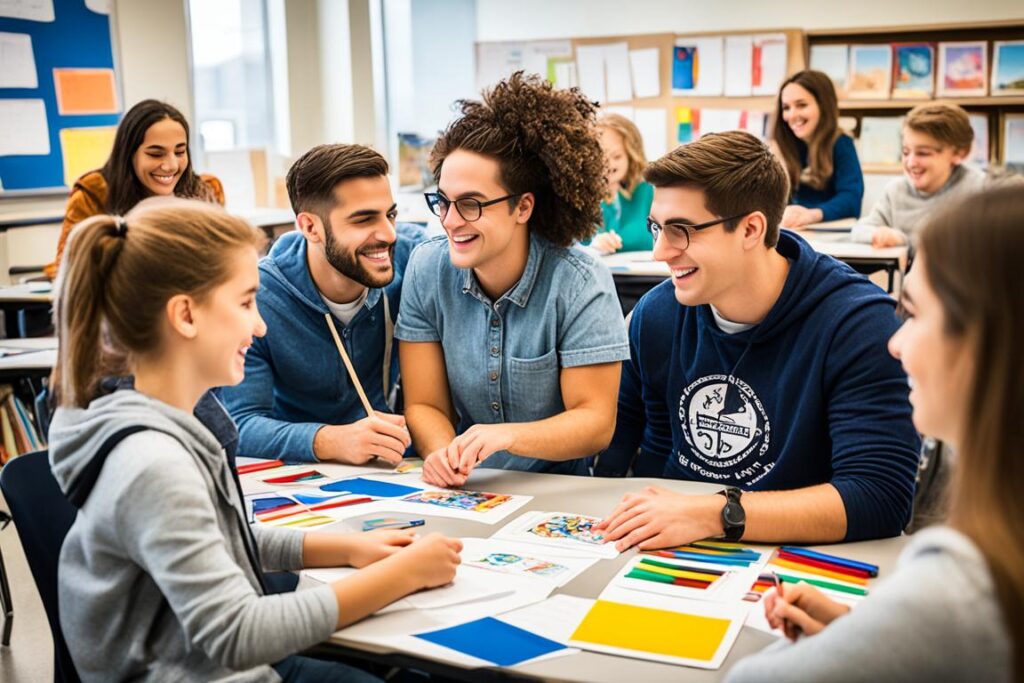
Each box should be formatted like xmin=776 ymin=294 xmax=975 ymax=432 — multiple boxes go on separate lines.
xmin=320 ymin=477 xmax=422 ymax=498
xmin=415 ymin=617 xmax=565 ymax=666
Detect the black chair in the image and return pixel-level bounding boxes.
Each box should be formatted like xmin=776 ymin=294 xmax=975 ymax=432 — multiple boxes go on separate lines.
xmin=0 ymin=450 xmax=81 ymax=683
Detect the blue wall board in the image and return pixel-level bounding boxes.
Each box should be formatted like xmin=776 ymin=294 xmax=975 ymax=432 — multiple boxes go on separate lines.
xmin=0 ymin=0 xmax=121 ymax=193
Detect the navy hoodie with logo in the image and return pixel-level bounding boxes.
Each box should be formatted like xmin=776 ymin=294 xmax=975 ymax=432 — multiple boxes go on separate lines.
xmin=598 ymin=230 xmax=920 ymax=541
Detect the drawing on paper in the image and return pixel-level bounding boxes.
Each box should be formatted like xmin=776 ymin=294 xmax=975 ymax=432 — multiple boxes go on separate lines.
xmin=528 ymin=514 xmax=606 ymax=545
xmin=403 ymin=489 xmax=512 ymax=512
xmin=469 ymin=552 xmax=569 ymax=578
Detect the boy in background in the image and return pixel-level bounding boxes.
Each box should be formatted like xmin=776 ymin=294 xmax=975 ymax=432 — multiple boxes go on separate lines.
xmin=853 ymin=103 xmax=1018 ymax=247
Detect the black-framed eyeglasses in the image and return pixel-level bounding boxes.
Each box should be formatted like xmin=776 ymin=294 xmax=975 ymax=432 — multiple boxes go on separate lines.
xmin=646 ymin=212 xmax=749 ymax=250
xmin=424 ymin=192 xmax=522 ymax=223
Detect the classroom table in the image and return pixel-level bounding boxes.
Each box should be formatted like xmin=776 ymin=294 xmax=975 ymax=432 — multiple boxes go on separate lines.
xmin=241 ymin=464 xmax=907 ymax=682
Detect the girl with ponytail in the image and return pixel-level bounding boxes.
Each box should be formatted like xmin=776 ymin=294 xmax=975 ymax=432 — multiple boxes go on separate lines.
xmin=396 ymin=71 xmax=630 ymax=486
xmin=48 ymin=198 xmax=461 ymax=683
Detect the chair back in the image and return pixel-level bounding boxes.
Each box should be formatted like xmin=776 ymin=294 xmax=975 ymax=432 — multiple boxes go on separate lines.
xmin=0 ymin=450 xmax=81 ymax=683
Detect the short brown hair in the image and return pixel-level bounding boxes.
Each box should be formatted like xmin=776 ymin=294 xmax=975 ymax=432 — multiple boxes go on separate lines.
xmin=430 ymin=71 xmax=605 ymax=247
xmin=286 ymin=144 xmax=389 ymax=218
xmin=598 ymin=113 xmax=647 ymax=197
xmin=54 ymin=198 xmax=263 ymax=408
xmin=644 ymin=131 xmax=790 ymax=247
xmin=904 ymin=103 xmax=974 ymax=152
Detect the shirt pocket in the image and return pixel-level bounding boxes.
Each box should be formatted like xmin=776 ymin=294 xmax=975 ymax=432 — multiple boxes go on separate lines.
xmin=507 ymin=348 xmax=564 ymax=423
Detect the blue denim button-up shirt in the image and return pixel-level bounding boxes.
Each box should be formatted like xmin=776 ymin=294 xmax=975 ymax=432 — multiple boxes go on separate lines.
xmin=395 ymin=233 xmax=630 ymax=474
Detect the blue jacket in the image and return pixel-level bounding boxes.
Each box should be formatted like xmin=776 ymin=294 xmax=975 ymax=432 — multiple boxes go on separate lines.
xmin=219 ymin=225 xmax=425 ymax=462
xmin=792 ymin=134 xmax=864 ymax=222
xmin=598 ymin=231 xmax=920 ymax=541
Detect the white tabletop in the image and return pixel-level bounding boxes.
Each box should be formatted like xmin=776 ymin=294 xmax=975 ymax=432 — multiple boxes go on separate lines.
xmin=241 ymin=463 xmax=907 ymax=681
xmin=0 ymin=336 xmax=57 ymax=371
xmin=0 ymin=282 xmax=54 ymax=304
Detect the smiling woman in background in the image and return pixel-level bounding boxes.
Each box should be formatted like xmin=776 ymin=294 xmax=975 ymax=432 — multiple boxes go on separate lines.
xmin=46 ymin=99 xmax=225 ymax=279
xmin=770 ymin=70 xmax=864 ymax=228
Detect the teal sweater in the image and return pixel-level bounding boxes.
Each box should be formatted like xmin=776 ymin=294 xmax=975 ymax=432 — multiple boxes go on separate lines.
xmin=596 ymin=181 xmax=654 ymax=252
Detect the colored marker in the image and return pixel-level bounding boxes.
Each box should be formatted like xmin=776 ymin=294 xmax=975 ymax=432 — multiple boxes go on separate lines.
xmin=771 ymin=559 xmax=869 ymax=586
xmin=775 ymin=572 xmax=869 ymax=597
xmin=626 ymin=568 xmax=712 ymax=589
xmin=655 ymin=550 xmax=754 ymax=566
xmin=362 ymin=518 xmax=426 ymax=531
xmin=780 ymin=546 xmax=879 ymax=577
xmin=777 ymin=550 xmax=872 ymax=579
xmin=237 ymin=459 xmax=284 ymax=475
xmin=638 ymin=557 xmax=726 ymax=575
xmin=634 ymin=562 xmax=722 ymax=583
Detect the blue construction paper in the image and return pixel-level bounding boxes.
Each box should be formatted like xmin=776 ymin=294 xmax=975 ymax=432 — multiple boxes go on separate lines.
xmin=415 ymin=617 xmax=565 ymax=666
xmin=319 ymin=477 xmax=422 ymax=498
xmin=293 ymin=491 xmax=347 ymax=505
xmin=251 ymin=496 xmax=294 ymax=514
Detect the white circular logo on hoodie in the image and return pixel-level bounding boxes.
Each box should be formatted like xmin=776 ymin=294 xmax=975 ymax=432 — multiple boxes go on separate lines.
xmin=678 ymin=374 xmax=770 ymax=472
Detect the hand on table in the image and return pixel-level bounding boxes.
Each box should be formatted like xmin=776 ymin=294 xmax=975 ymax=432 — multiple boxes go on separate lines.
xmin=781 ymin=205 xmax=823 ymax=229
xmin=871 ymin=227 xmax=907 ymax=248
xmin=763 ymin=581 xmax=851 ymax=641
xmin=393 ymin=533 xmax=463 ymax=589
xmin=421 ymin=424 xmax=519 ymax=488
xmin=342 ymin=529 xmax=417 ymax=567
xmin=313 ymin=413 xmax=410 ymax=465
xmin=595 ymin=485 xmax=723 ymax=552
xmin=592 ymin=231 xmax=623 ymax=255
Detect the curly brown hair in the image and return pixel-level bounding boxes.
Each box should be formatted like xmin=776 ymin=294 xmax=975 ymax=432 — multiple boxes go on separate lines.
xmin=429 ymin=71 xmax=605 ymax=247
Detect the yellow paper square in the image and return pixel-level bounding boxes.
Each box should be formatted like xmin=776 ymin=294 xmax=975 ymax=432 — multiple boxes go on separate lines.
xmin=570 ymin=600 xmax=730 ymax=661
xmin=677 ymin=107 xmax=693 ymax=124
xmin=60 ymin=127 xmax=116 ymax=187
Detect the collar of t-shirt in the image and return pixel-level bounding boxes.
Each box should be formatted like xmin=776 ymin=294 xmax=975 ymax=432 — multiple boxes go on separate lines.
xmin=710 ymin=304 xmax=756 ymax=335
xmin=320 ymin=288 xmax=369 ymax=326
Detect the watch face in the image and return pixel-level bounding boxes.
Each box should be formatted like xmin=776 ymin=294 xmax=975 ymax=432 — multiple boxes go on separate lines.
xmin=723 ymin=502 xmax=745 ymax=526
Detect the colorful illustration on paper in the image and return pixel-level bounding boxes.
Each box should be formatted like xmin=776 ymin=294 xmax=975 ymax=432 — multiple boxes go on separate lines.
xmin=528 ymin=514 xmax=606 ymax=545
xmin=262 ymin=468 xmax=327 ymax=485
xmin=944 ymin=45 xmax=985 ymax=90
xmin=403 ymin=489 xmax=512 ymax=512
xmin=468 ymin=552 xmax=569 ymax=578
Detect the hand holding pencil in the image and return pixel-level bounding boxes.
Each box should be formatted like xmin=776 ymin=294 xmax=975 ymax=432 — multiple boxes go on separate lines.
xmin=764 ymin=580 xmax=851 ymax=641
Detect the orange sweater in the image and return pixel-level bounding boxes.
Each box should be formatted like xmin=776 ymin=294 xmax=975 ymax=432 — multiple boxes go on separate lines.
xmin=45 ymin=171 xmax=225 ymax=279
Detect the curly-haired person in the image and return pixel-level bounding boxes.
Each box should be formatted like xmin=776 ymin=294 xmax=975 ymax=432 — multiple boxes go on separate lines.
xmin=395 ymin=72 xmax=630 ymax=486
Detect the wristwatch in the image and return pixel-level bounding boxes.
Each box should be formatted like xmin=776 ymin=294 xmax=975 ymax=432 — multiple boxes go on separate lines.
xmin=716 ymin=487 xmax=746 ymax=542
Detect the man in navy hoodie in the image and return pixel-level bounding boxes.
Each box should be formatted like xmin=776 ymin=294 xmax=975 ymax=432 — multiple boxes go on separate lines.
xmin=595 ymin=131 xmax=919 ymax=548
xmin=220 ymin=144 xmax=425 ymax=463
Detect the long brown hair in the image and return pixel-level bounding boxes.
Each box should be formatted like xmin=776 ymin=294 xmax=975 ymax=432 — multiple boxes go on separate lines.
xmin=598 ymin=113 xmax=647 ymax=198
xmin=920 ymin=185 xmax=1024 ymax=676
xmin=52 ymin=198 xmax=262 ymax=408
xmin=770 ymin=70 xmax=841 ymax=192
xmin=100 ymin=100 xmax=214 ymax=214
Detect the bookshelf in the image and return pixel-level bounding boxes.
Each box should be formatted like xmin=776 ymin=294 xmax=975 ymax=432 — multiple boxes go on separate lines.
xmin=806 ymin=20 xmax=1024 ymax=167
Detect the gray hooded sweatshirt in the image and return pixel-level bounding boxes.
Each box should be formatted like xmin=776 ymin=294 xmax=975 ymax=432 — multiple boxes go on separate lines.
xmin=49 ymin=389 xmax=338 ymax=682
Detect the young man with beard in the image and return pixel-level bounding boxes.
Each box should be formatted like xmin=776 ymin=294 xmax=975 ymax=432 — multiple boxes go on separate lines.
xmin=220 ymin=144 xmax=425 ymax=463
xmin=594 ymin=131 xmax=920 ymax=548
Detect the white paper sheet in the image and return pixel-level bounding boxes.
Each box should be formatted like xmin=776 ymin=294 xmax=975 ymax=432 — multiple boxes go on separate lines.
xmin=576 ymin=44 xmax=608 ymax=103
xmin=0 ymin=99 xmax=49 ymax=156
xmin=810 ymin=44 xmax=850 ymax=95
xmin=1004 ymin=115 xmax=1024 ymax=165
xmin=0 ymin=0 xmax=54 ymax=22
xmin=0 ymin=32 xmax=37 ymax=88
xmin=491 ymin=511 xmax=620 ymax=558
xmin=698 ymin=108 xmax=744 ymax=136
xmin=603 ymin=42 xmax=633 ymax=103
xmin=674 ymin=36 xmax=723 ymax=96
xmin=84 ymin=0 xmax=110 ymax=14
xmin=459 ymin=537 xmax=599 ymax=588
xmin=602 ymin=553 xmax=764 ymax=604
xmin=304 ymin=563 xmax=514 ymax=613
xmin=499 ymin=594 xmax=593 ymax=645
xmin=752 ymin=34 xmax=787 ymax=96
xmin=568 ymin=591 xmax=747 ymax=670
xmin=629 ymin=48 xmax=661 ymax=99
xmin=375 ymin=486 xmax=533 ymax=525
xmin=553 ymin=61 xmax=577 ymax=89
xmin=724 ymin=35 xmax=754 ymax=97
xmin=634 ymin=108 xmax=668 ymax=160
xmin=743 ymin=110 xmax=768 ymax=139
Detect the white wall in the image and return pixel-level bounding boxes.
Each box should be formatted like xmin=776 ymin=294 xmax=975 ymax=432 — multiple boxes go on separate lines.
xmin=475 ymin=0 xmax=1024 ymax=41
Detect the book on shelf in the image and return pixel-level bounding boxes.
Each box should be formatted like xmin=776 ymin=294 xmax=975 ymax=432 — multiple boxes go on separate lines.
xmin=991 ymin=41 xmax=1024 ymax=97
xmin=810 ymin=44 xmax=849 ymax=98
xmin=848 ymin=44 xmax=893 ymax=99
xmin=0 ymin=384 xmax=45 ymax=465
xmin=858 ymin=116 xmax=905 ymax=167
xmin=892 ymin=43 xmax=934 ymax=99
xmin=937 ymin=41 xmax=988 ymax=97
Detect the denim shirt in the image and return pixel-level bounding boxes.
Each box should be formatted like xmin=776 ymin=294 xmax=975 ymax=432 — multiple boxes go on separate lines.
xmin=395 ymin=233 xmax=630 ymax=474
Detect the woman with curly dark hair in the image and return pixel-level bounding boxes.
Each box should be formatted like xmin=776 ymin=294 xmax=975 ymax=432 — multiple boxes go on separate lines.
xmin=395 ymin=72 xmax=629 ymax=486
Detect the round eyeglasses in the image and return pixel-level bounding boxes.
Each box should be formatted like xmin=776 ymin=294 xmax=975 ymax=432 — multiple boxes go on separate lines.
xmin=424 ymin=192 xmax=522 ymax=223
xmin=646 ymin=212 xmax=749 ymax=250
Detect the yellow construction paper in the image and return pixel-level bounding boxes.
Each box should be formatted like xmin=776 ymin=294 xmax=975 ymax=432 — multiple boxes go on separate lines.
xmin=570 ymin=600 xmax=730 ymax=661
xmin=60 ymin=127 xmax=116 ymax=187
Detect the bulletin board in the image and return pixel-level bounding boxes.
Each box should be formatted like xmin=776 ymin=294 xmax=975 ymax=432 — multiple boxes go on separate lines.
xmin=475 ymin=29 xmax=806 ymax=160
xmin=0 ymin=0 xmax=122 ymax=195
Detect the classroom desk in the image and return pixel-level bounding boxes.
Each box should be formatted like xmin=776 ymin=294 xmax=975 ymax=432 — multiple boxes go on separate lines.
xmin=0 ymin=337 xmax=57 ymax=373
xmin=0 ymin=283 xmax=54 ymax=339
xmin=242 ymin=465 xmax=907 ymax=681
